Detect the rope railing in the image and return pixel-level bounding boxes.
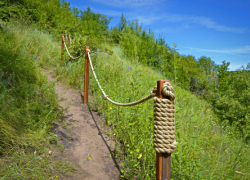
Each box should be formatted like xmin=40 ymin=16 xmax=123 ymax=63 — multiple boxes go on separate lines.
xmin=61 ymin=33 xmax=178 ymax=180
xmin=87 ymin=50 xmax=158 ymax=106
xmin=62 ymin=37 xmax=85 ymax=60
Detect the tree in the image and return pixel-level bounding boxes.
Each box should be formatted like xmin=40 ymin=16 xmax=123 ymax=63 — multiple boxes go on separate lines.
xmin=173 ymin=43 xmax=179 ymax=84
xmin=118 ymin=13 xmax=126 ymax=32
xmin=80 ymin=6 xmax=112 ymax=36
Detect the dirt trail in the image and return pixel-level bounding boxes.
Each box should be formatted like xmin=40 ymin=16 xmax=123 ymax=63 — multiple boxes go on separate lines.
xmin=43 ymin=69 xmax=121 ymax=180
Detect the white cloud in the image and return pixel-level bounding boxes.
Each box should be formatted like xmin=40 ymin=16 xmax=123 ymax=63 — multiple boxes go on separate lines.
xmin=154 ymin=24 xmax=189 ymax=33
xmin=229 ymin=46 xmax=250 ymax=53
xmin=93 ymin=9 xmax=123 ymax=17
xmin=91 ymin=2 xmax=247 ymax=33
xmin=180 ymin=46 xmax=250 ymax=56
xmin=163 ymin=14 xmax=247 ymax=33
xmin=91 ymin=7 xmax=164 ymax=25
xmin=132 ymin=15 xmax=164 ymax=25
xmin=228 ymin=64 xmax=246 ymax=71
xmin=92 ymin=0 xmax=166 ymax=8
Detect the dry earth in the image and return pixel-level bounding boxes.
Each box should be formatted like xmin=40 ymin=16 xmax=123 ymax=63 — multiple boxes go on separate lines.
xmin=43 ymin=69 xmax=122 ymax=180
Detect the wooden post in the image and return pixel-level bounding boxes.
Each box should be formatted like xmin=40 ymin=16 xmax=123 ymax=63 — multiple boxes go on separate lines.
xmin=84 ymin=46 xmax=90 ymax=104
xmin=61 ymin=34 xmax=64 ymax=61
xmin=156 ymin=80 xmax=171 ymax=180
xmin=68 ymin=34 xmax=71 ymax=47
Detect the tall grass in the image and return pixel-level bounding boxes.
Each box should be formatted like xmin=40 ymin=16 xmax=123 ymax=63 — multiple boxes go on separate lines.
xmin=0 ymin=22 xmax=76 ymax=179
xmin=55 ymin=42 xmax=250 ymax=179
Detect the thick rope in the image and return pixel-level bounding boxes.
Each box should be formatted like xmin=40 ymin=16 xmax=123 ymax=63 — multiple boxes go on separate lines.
xmin=87 ymin=50 xmax=157 ymax=106
xmin=62 ymin=38 xmax=85 ymax=60
xmin=153 ymin=82 xmax=178 ymax=153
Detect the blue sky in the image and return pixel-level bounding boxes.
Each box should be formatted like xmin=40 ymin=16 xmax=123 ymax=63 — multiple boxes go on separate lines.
xmin=68 ymin=0 xmax=250 ymax=71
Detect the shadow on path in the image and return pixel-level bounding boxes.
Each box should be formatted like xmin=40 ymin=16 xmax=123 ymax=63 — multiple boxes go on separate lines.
xmin=80 ymin=93 xmax=122 ymax=179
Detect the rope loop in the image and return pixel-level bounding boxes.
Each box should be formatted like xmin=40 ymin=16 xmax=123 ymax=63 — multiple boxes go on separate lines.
xmin=162 ymin=81 xmax=175 ymax=100
xmin=150 ymin=86 xmax=157 ymax=96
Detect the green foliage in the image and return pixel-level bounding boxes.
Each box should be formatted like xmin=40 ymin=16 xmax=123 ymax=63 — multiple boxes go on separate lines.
xmin=80 ymin=6 xmax=112 ymax=36
xmin=0 ymin=0 xmax=27 ymax=22
xmin=208 ymin=63 xmax=250 ymax=142
xmin=0 ymin=0 xmax=111 ymax=40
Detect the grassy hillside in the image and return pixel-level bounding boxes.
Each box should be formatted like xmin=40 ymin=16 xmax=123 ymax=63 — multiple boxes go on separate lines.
xmin=0 ymin=2 xmax=249 ymax=178
xmin=1 ymin=0 xmax=249 ymax=141
xmin=1 ymin=20 xmax=249 ymax=179
xmin=0 ymin=22 xmax=76 ymax=179
xmin=54 ymin=42 xmax=250 ymax=179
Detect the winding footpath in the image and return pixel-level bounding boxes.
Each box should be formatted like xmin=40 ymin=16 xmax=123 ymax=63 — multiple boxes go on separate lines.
xmin=43 ymin=69 xmax=121 ymax=180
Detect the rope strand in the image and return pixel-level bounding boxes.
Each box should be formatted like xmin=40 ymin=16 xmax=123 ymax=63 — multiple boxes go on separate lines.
xmin=63 ymin=38 xmax=85 ymax=60
xmin=87 ymin=50 xmax=157 ymax=106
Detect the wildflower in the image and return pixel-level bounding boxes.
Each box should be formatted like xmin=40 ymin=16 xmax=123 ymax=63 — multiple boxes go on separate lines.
xmin=201 ymin=111 xmax=203 ymax=115
xmin=108 ymin=55 xmax=109 ymax=58
xmin=110 ymin=107 xmax=112 ymax=110
xmin=138 ymin=154 xmax=142 ymax=159
xmin=127 ymin=65 xmax=129 ymax=72
xmin=201 ymin=117 xmax=202 ymax=120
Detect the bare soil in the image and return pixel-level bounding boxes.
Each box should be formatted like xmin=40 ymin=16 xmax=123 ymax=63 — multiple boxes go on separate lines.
xmin=43 ymin=69 xmax=122 ymax=180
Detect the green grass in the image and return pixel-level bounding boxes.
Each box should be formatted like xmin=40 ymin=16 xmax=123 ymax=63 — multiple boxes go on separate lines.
xmin=54 ymin=41 xmax=250 ymax=179
xmin=0 ymin=22 xmax=78 ymax=179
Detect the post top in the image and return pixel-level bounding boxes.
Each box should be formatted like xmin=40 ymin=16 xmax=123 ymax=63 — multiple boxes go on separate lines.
xmin=157 ymin=80 xmax=170 ymax=98
xmin=157 ymin=80 xmax=170 ymax=83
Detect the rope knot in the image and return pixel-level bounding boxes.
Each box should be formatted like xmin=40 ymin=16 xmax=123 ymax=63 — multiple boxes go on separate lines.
xmin=103 ymin=95 xmax=109 ymax=100
xmin=150 ymin=86 xmax=157 ymax=96
xmin=86 ymin=49 xmax=91 ymax=53
xmin=162 ymin=82 xmax=175 ymax=100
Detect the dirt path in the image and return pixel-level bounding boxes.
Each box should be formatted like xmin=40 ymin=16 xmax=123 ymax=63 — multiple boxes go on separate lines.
xmin=43 ymin=69 xmax=121 ymax=180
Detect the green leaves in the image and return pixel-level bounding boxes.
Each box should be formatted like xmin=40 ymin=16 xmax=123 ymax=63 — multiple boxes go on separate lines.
xmin=211 ymin=65 xmax=250 ymax=141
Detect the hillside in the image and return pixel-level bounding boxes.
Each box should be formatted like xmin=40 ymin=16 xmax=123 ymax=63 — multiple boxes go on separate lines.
xmin=0 ymin=0 xmax=250 ymax=179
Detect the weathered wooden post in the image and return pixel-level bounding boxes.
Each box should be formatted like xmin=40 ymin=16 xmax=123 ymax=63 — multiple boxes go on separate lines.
xmin=84 ymin=46 xmax=90 ymax=104
xmin=61 ymin=34 xmax=64 ymax=61
xmin=156 ymin=80 xmax=171 ymax=180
